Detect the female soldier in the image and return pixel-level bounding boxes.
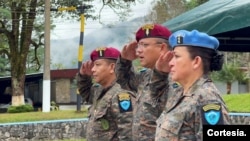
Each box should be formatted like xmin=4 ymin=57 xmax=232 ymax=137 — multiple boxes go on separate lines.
xmin=151 ymin=30 xmax=231 ymax=141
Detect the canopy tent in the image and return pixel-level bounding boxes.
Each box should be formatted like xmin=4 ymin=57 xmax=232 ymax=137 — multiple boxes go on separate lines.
xmin=163 ymin=0 xmax=250 ymax=52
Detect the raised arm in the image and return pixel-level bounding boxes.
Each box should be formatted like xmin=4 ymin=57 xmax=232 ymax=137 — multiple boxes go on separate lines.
xmin=115 ymin=41 xmax=140 ymax=92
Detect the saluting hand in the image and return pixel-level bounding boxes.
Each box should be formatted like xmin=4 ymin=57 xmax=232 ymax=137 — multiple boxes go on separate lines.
xmin=121 ymin=41 xmax=138 ymax=61
xmin=79 ymin=60 xmax=93 ymax=76
xmin=155 ymin=51 xmax=173 ymax=73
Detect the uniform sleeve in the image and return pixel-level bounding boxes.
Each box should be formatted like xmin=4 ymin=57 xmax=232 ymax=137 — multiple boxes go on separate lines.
xmin=111 ymin=91 xmax=135 ymax=141
xmin=115 ymin=56 xmax=139 ymax=92
xmin=195 ymin=99 xmax=231 ymax=140
xmin=150 ymin=69 xmax=170 ymax=98
xmin=76 ymin=73 xmax=93 ymax=104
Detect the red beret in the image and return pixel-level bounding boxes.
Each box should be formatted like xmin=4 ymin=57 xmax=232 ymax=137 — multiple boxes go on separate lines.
xmin=90 ymin=47 xmax=120 ymax=61
xmin=136 ymin=24 xmax=172 ymax=42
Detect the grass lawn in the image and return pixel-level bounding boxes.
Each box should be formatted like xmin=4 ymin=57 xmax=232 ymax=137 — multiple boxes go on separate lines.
xmin=0 ymin=94 xmax=249 ymax=123
xmin=0 ymin=109 xmax=88 ymax=141
xmin=0 ymin=94 xmax=249 ymax=141
xmin=0 ymin=109 xmax=88 ymax=123
xmin=222 ymin=93 xmax=250 ymax=113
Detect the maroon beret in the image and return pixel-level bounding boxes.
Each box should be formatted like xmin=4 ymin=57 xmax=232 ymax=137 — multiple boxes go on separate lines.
xmin=90 ymin=47 xmax=120 ymax=61
xmin=136 ymin=24 xmax=172 ymax=42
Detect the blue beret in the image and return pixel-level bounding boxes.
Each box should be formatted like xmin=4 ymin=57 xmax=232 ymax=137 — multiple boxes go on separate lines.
xmin=169 ymin=30 xmax=219 ymax=50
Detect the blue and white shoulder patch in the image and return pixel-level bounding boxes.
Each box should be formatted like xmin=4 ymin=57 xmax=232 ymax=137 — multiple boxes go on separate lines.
xmin=201 ymin=103 xmax=224 ymax=125
xmin=118 ymin=93 xmax=132 ymax=112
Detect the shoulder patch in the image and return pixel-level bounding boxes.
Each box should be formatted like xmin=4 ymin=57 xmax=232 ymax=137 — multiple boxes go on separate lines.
xmin=172 ymin=82 xmax=179 ymax=88
xmin=93 ymin=83 xmax=100 ymax=87
xmin=201 ymin=103 xmax=224 ymax=125
xmin=118 ymin=93 xmax=132 ymax=112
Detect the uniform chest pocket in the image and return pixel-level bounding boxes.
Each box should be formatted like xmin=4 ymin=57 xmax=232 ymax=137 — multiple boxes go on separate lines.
xmin=159 ymin=115 xmax=184 ymax=136
xmin=93 ymin=105 xmax=110 ymax=131
xmin=94 ymin=103 xmax=109 ymax=120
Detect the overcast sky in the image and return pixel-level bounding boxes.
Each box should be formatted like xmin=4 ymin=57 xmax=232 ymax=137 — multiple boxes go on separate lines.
xmin=51 ymin=0 xmax=154 ymax=40
xmin=49 ymin=0 xmax=155 ymax=69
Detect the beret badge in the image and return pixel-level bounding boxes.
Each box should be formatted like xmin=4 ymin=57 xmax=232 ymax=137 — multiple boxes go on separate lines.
xmin=96 ymin=47 xmax=107 ymax=57
xmin=142 ymin=24 xmax=154 ymax=37
xmin=177 ymin=35 xmax=183 ymax=44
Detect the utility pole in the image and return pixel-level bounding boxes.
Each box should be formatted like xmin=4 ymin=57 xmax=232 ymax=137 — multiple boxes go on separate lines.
xmin=76 ymin=6 xmax=85 ymax=112
xmin=76 ymin=4 xmax=92 ymax=112
xmin=43 ymin=0 xmax=51 ymax=112
xmin=51 ymin=4 xmax=92 ymax=112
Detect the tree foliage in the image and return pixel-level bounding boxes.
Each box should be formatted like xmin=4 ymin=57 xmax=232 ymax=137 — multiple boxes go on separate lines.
xmin=185 ymin=0 xmax=208 ymax=10
xmin=211 ymin=52 xmax=250 ymax=94
xmin=145 ymin=0 xmax=186 ymax=24
xmin=145 ymin=0 xmax=209 ymax=24
xmin=211 ymin=63 xmax=248 ymax=94
xmin=0 ymin=0 xmax=145 ymax=106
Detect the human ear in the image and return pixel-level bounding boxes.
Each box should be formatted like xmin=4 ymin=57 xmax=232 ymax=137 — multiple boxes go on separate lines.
xmin=109 ymin=63 xmax=115 ymax=73
xmin=193 ymin=56 xmax=202 ymax=69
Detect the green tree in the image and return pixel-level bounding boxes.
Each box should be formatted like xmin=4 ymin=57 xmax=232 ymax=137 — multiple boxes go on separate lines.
xmin=0 ymin=34 xmax=10 ymax=76
xmin=145 ymin=0 xmax=186 ymax=24
xmin=211 ymin=63 xmax=247 ymax=94
xmin=145 ymin=0 xmax=209 ymax=24
xmin=185 ymin=0 xmax=208 ymax=10
xmin=0 ymin=0 xmax=144 ymax=106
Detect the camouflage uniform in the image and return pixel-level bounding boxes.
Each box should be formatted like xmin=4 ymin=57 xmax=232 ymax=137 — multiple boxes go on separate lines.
xmin=77 ymin=73 xmax=135 ymax=141
xmin=151 ymin=74 xmax=231 ymax=141
xmin=116 ymin=58 xmax=174 ymax=141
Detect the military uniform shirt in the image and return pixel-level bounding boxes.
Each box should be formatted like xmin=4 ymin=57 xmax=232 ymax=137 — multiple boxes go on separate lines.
xmin=76 ymin=73 xmax=135 ymax=141
xmin=153 ymin=75 xmax=231 ymax=141
xmin=115 ymin=57 xmax=171 ymax=141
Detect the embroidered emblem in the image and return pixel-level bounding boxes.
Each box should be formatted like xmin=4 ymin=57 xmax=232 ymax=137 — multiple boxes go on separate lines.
xmin=100 ymin=119 xmax=109 ymax=130
xmin=142 ymin=24 xmax=154 ymax=36
xmin=118 ymin=93 xmax=132 ymax=112
xmin=96 ymin=47 xmax=107 ymax=57
xmin=201 ymin=103 xmax=222 ymax=125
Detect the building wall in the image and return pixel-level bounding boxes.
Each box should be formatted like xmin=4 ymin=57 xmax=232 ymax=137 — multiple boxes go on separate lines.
xmin=214 ymin=81 xmax=248 ymax=95
xmin=0 ymin=114 xmax=249 ymax=140
xmin=55 ymin=79 xmax=71 ymax=103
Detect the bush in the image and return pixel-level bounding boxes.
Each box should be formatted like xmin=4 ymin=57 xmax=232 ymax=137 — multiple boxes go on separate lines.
xmin=7 ymin=104 xmax=34 ymax=113
xmin=50 ymin=101 xmax=59 ymax=111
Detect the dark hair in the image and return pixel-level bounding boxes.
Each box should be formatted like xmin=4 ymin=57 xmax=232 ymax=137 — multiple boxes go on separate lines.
xmin=156 ymin=38 xmax=171 ymax=50
xmin=105 ymin=58 xmax=117 ymax=64
xmin=186 ymin=46 xmax=224 ymax=74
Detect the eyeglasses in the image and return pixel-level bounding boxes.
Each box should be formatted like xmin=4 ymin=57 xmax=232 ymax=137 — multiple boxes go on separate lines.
xmin=137 ymin=42 xmax=163 ymax=49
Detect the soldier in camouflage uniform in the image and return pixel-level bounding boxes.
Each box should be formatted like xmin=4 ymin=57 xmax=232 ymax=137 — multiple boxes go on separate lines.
xmin=115 ymin=24 xmax=173 ymax=141
xmin=151 ymin=30 xmax=231 ymax=141
xmin=76 ymin=47 xmax=135 ymax=141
